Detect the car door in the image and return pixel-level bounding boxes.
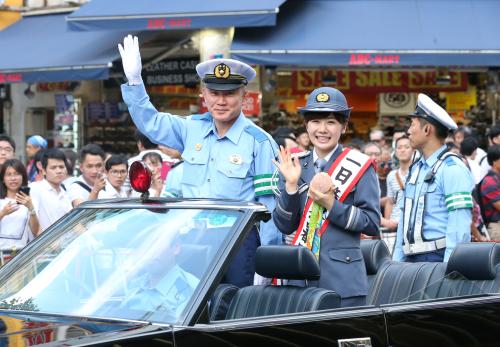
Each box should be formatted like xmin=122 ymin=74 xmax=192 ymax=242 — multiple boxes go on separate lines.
xmin=175 ymin=307 xmax=388 ymax=347
xmin=384 ymin=295 xmax=500 ymax=347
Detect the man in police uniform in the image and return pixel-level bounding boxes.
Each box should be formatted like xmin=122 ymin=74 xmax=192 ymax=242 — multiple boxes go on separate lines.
xmin=393 ymin=94 xmax=473 ymax=262
xmin=118 ymin=35 xmax=280 ymax=287
xmin=122 ymin=232 xmax=199 ymax=320
xmin=273 ymin=87 xmax=380 ymax=307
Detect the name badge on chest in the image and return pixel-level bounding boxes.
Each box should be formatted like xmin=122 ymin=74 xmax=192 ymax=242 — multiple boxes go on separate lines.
xmin=229 ymin=154 xmax=243 ymax=165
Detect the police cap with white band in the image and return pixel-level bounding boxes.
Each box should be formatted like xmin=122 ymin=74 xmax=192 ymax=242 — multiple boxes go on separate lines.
xmin=298 ymin=87 xmax=353 ymax=118
xmin=409 ymin=93 xmax=458 ymax=130
xmin=196 ymin=58 xmax=256 ymax=91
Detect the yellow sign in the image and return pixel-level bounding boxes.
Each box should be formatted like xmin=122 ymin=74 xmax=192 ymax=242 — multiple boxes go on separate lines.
xmin=446 ymin=87 xmax=477 ymax=110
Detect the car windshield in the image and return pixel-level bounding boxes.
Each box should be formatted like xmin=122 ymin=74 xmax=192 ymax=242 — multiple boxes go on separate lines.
xmin=0 ymin=207 xmax=242 ymax=324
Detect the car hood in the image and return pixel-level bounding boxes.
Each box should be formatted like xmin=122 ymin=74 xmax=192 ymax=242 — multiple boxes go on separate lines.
xmin=0 ymin=310 xmax=159 ymax=346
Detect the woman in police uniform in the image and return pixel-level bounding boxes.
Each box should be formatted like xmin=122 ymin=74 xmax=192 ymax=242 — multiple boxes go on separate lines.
xmin=273 ymin=87 xmax=380 ymax=307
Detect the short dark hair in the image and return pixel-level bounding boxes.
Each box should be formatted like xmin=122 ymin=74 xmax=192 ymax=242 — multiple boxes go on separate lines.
xmin=0 ymin=134 xmax=16 ymax=151
xmin=487 ymin=144 xmax=500 ymax=166
xmin=418 ymin=118 xmax=449 ymax=140
xmin=134 ymin=130 xmax=157 ymax=150
xmin=295 ymin=127 xmax=307 ymax=136
xmin=362 ymin=142 xmax=382 ymax=155
xmin=395 ymin=134 xmax=410 ymax=147
xmin=41 ymin=148 xmax=67 ymax=169
xmin=303 ymin=112 xmax=348 ymax=125
xmin=63 ymin=149 xmax=77 ymax=174
xmin=460 ymin=136 xmax=479 ymax=157
xmin=142 ymin=152 xmax=162 ymax=164
xmin=0 ymin=159 xmax=27 ymax=198
xmin=34 ymin=148 xmax=46 ymax=164
xmin=454 ymin=126 xmax=472 ymax=138
xmin=393 ymin=127 xmax=407 ymax=134
xmin=488 ymin=125 xmax=500 ymax=141
xmin=446 ymin=142 xmax=459 ymax=152
xmin=105 ymin=154 xmax=128 ymax=171
xmin=79 ymin=143 xmax=106 ymax=162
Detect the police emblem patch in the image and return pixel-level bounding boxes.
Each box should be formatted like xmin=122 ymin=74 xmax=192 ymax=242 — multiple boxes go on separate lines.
xmin=214 ymin=64 xmax=230 ymax=79
xmin=316 ymin=92 xmax=330 ymax=103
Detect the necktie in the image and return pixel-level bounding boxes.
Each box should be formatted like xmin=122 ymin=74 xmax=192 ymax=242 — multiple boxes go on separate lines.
xmin=314 ymin=158 xmax=327 ymax=174
xmin=308 ymin=158 xmax=328 ymax=259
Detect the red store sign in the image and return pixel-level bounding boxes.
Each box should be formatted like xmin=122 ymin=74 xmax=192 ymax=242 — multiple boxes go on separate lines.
xmin=291 ymin=70 xmax=468 ymax=94
xmin=349 ymin=54 xmax=401 ymax=65
xmin=0 ymin=73 xmax=23 ymax=83
xmin=147 ymin=18 xmax=192 ymax=29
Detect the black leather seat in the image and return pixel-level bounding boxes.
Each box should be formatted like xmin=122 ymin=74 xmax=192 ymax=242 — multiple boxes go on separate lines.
xmin=360 ymin=240 xmax=391 ymax=290
xmin=225 ymin=246 xmax=341 ymax=320
xmin=438 ymin=242 xmax=500 ymax=297
xmin=367 ymin=242 xmax=500 ymax=306
xmin=209 ymin=283 xmax=239 ymax=321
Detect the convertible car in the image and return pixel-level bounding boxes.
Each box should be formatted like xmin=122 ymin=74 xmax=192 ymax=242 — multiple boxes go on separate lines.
xmin=0 ymin=163 xmax=498 ymax=346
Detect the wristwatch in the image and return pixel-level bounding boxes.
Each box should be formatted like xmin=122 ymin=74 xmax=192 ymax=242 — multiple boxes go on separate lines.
xmin=28 ymin=208 xmax=36 ymax=216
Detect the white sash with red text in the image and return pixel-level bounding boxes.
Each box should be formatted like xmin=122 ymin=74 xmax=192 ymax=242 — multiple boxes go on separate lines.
xmin=292 ymin=148 xmax=373 ymax=248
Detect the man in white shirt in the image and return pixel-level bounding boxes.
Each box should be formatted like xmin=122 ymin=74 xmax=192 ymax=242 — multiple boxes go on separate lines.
xmin=460 ymin=136 xmax=486 ymax=184
xmin=98 ymin=155 xmax=129 ymax=199
xmin=481 ymin=125 xmax=500 ymax=174
xmin=69 ymin=144 xmax=106 ymax=207
xmin=30 ymin=149 xmax=73 ymax=233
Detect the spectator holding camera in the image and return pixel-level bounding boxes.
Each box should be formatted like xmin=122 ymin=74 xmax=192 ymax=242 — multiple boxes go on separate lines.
xmin=69 ymin=144 xmax=106 ymax=207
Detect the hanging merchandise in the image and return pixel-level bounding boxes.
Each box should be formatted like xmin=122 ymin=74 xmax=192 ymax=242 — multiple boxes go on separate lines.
xmin=54 ymin=94 xmax=78 ymax=150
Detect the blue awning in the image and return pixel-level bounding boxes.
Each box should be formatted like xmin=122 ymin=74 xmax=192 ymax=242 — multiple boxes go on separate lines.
xmin=231 ymin=0 xmax=500 ymax=67
xmin=0 ymin=13 xmax=129 ymax=84
xmin=66 ymin=0 xmax=286 ymax=31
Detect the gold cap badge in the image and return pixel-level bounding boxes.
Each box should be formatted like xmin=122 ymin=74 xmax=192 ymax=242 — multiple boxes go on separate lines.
xmin=316 ymin=92 xmax=330 ymax=103
xmin=214 ymin=64 xmax=231 ymax=79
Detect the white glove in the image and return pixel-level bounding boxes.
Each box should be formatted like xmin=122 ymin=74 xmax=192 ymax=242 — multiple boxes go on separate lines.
xmin=118 ymin=35 xmax=143 ymax=86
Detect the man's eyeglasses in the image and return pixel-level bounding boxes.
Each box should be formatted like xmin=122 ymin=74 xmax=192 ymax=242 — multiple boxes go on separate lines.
xmin=109 ymin=170 xmax=127 ymax=177
xmin=379 ymin=161 xmax=392 ymax=169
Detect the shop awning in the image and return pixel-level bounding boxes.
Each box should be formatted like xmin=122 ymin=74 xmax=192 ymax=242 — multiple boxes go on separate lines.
xmin=0 ymin=13 xmax=129 ymax=84
xmin=231 ymin=0 xmax=500 ymax=67
xmin=66 ymin=0 xmax=286 ymax=31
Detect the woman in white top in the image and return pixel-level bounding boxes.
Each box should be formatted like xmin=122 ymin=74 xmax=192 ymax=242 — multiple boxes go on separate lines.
xmin=0 ymin=159 xmax=40 ymax=251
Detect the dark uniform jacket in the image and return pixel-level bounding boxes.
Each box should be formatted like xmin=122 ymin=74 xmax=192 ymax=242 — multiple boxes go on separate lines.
xmin=273 ymin=145 xmax=380 ymax=298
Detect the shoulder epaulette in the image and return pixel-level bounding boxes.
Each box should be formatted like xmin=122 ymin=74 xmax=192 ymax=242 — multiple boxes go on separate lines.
xmin=292 ymin=150 xmax=310 ymax=159
xmin=443 ymin=153 xmax=461 ymax=166
xmin=244 ymin=125 xmax=269 ymax=143
xmin=191 ymin=112 xmax=212 ymax=121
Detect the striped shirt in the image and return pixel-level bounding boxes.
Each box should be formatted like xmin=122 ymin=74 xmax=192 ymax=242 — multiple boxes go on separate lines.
xmin=386 ymin=169 xmax=408 ymax=222
xmin=480 ymin=171 xmax=500 ymax=223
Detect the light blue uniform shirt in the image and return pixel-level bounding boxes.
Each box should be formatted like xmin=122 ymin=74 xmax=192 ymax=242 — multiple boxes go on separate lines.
xmin=393 ymin=145 xmax=473 ymax=262
xmin=123 ymin=264 xmax=199 ymax=318
xmin=121 ymin=83 xmax=281 ymax=245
